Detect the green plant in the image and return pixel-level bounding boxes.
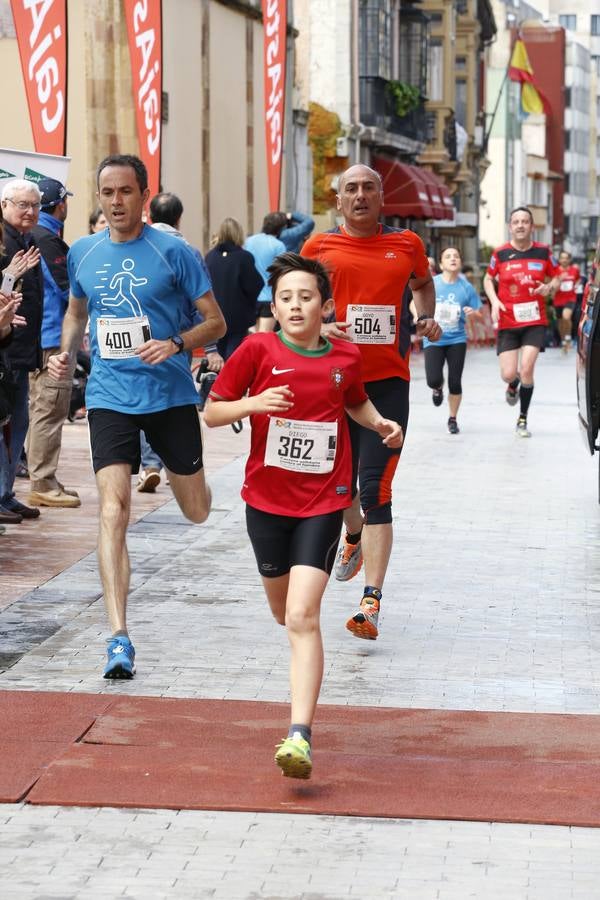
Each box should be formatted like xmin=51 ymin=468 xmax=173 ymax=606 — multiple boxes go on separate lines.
xmin=385 ymin=81 xmax=421 ymax=118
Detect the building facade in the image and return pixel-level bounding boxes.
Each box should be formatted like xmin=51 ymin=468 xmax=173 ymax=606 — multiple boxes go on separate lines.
xmin=0 ymin=0 xmax=306 ymax=251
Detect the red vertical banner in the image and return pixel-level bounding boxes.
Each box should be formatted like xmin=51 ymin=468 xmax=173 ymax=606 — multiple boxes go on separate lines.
xmin=10 ymin=0 xmax=68 ymax=155
xmin=124 ymin=0 xmax=162 ymax=199
xmin=262 ymin=0 xmax=286 ymax=212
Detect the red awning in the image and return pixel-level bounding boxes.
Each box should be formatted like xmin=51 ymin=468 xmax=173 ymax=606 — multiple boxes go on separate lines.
xmin=416 ymin=168 xmax=446 ymax=219
xmin=373 ymin=157 xmax=434 ymax=219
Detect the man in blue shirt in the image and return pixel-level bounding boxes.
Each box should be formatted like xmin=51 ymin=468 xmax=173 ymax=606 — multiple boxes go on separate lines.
xmin=27 ymin=177 xmax=81 ymax=509
xmin=49 ymin=154 xmax=226 ymax=679
xmin=279 ymin=210 xmax=315 ymax=253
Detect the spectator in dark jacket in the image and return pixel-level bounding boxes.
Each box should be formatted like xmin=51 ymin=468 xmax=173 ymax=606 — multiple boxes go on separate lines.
xmin=0 ymin=179 xmax=45 ymax=522
xmin=205 ymin=218 xmax=263 ymax=359
xmin=26 ymin=177 xmax=80 ymax=509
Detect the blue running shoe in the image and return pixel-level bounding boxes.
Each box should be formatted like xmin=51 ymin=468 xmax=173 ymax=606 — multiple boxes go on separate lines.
xmin=103 ymin=636 xmax=136 ymax=679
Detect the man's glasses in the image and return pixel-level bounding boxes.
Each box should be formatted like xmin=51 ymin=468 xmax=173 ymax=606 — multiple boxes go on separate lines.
xmin=4 ymin=198 xmax=41 ymax=211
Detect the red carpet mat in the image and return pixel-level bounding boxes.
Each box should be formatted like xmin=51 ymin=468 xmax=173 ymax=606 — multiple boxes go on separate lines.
xmin=0 ymin=692 xmax=113 ymax=801
xmin=4 ymin=691 xmax=600 ymax=826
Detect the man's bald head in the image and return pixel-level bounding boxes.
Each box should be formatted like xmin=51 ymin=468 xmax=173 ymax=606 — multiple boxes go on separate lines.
xmin=336 ymin=164 xmax=384 ymax=237
xmin=337 ymin=165 xmax=383 ymax=195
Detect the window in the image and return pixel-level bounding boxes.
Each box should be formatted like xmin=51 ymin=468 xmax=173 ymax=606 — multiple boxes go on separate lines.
xmin=559 ymin=15 xmax=576 ymax=31
xmin=455 ymin=79 xmax=467 ymax=126
xmin=428 ymin=38 xmax=444 ymax=102
xmin=359 ymin=0 xmax=392 ymax=80
xmin=592 ymin=15 xmax=600 ymax=36
xmin=397 ymin=11 xmax=428 ymax=96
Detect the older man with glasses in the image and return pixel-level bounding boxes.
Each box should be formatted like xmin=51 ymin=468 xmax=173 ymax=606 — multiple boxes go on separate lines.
xmin=0 ymin=179 xmax=45 ymax=523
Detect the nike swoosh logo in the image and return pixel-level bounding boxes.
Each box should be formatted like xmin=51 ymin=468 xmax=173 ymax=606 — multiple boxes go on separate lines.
xmin=192 ymin=457 xmax=200 ymax=465
xmin=271 ymin=366 xmax=295 ymax=375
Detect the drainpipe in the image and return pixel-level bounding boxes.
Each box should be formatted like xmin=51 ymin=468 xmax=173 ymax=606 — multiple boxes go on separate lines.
xmin=351 ymin=0 xmax=366 ymax=163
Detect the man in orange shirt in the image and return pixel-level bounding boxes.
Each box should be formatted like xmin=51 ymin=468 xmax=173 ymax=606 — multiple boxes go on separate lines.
xmin=302 ymin=164 xmax=441 ymax=640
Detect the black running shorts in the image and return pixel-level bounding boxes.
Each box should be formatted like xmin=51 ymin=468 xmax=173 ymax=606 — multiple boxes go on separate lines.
xmin=496 ymin=324 xmax=545 ymax=355
xmin=88 ymin=405 xmax=203 ymax=475
xmin=555 ymin=304 xmax=574 ymax=318
xmin=246 ymin=504 xmax=344 ymax=578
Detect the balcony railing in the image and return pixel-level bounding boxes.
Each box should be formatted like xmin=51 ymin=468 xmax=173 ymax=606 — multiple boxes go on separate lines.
xmin=359 ymin=76 xmax=428 ymax=143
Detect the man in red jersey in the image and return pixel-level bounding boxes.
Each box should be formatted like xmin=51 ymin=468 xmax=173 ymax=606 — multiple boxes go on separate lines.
xmin=483 ymin=207 xmax=559 ymax=438
xmin=554 ymin=250 xmax=580 ymax=354
xmin=301 ymin=163 xmax=441 ymax=641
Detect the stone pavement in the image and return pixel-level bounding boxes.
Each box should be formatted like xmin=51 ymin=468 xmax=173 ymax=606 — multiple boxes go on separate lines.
xmin=2 ymin=345 xmax=600 ymax=899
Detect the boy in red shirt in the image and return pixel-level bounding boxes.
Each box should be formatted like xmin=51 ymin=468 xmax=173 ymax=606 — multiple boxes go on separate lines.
xmin=204 ymin=253 xmax=403 ymax=779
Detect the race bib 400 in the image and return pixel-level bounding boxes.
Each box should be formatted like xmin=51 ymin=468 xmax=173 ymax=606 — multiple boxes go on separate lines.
xmin=97 ymin=316 xmax=151 ymax=359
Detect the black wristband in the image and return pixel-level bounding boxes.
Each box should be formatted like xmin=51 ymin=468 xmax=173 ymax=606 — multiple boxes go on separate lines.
xmin=416 ymin=314 xmax=429 ymax=323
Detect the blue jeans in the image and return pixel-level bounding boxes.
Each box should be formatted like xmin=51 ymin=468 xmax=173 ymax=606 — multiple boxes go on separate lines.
xmin=140 ymin=431 xmax=163 ymax=471
xmin=0 ymin=369 xmax=30 ymax=504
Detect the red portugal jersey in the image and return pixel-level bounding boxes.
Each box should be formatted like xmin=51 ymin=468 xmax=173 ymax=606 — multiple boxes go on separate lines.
xmin=301 ymin=225 xmax=430 ymax=383
xmin=487 ymin=242 xmax=558 ymax=330
xmin=554 ymin=264 xmax=580 ymax=307
xmin=209 ymin=332 xmax=368 ymax=517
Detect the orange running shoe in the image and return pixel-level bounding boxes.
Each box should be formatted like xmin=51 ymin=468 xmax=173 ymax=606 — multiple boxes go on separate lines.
xmin=346 ymin=592 xmax=380 ymax=640
xmin=334 ymin=535 xmax=363 ymax=582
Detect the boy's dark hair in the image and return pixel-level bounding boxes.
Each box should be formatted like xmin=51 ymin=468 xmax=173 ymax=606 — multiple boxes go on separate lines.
xmin=262 ymin=211 xmax=287 ymax=236
xmin=267 ymin=252 xmax=332 ymax=303
xmin=96 ymin=154 xmax=148 ymax=193
xmin=509 ymin=206 xmax=534 ymax=224
xmin=150 ymin=192 xmax=184 ymax=227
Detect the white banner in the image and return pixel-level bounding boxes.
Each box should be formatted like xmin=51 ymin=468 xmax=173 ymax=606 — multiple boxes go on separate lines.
xmin=0 ymin=147 xmax=70 ymax=183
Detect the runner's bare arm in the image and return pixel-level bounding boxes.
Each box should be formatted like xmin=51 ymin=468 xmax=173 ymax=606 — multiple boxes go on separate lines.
xmin=532 ymin=275 xmax=560 ymax=297
xmin=483 ymin=273 xmax=505 ymax=323
xmin=409 ymin=274 xmax=442 ymax=341
xmin=136 ymin=289 xmax=227 ymax=365
xmin=345 ymin=399 xmax=404 ymax=449
xmin=47 ymin=296 xmax=88 ymax=380
xmin=204 ymin=386 xmax=294 ymax=427
xmin=321 ymin=320 xmax=351 ymax=341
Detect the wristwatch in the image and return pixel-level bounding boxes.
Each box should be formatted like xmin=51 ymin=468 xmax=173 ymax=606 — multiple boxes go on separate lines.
xmin=170 ymin=335 xmax=184 ymax=354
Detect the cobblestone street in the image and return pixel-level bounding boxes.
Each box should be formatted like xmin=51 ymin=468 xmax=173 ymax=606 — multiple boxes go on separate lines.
xmin=2 ymin=345 xmax=600 ymax=899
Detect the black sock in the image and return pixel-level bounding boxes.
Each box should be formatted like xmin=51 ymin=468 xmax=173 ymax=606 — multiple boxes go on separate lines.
xmin=509 ymin=377 xmax=520 ymax=390
xmin=519 ymin=384 xmax=534 ymax=418
xmin=345 ymin=529 xmax=362 ymax=545
xmin=289 ymin=723 xmax=312 ymax=743
xmin=363 ymin=586 xmax=382 ymax=602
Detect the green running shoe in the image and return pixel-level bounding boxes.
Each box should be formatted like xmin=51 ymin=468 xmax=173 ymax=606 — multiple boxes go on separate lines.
xmin=274 ymin=733 xmax=312 ymax=779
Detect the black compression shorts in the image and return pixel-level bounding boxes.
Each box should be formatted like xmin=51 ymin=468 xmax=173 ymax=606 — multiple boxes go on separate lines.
xmin=496 ymin=324 xmax=545 ymax=355
xmin=88 ymin=405 xmax=203 ymax=475
xmin=348 ymin=376 xmax=409 ymax=526
xmin=246 ymin=504 xmax=344 ymax=578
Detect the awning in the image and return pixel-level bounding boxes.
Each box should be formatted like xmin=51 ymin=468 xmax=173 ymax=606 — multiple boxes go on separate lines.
xmin=373 ymin=156 xmax=434 ymax=219
xmin=416 ymin=168 xmax=446 ymax=219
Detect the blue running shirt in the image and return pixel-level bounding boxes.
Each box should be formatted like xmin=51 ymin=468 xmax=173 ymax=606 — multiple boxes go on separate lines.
xmin=424 ymin=274 xmax=482 ymax=348
xmin=68 ymin=225 xmax=212 ymax=413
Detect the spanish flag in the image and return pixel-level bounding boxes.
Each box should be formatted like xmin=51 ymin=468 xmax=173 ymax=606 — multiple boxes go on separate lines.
xmin=508 ymin=39 xmax=550 ymax=116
